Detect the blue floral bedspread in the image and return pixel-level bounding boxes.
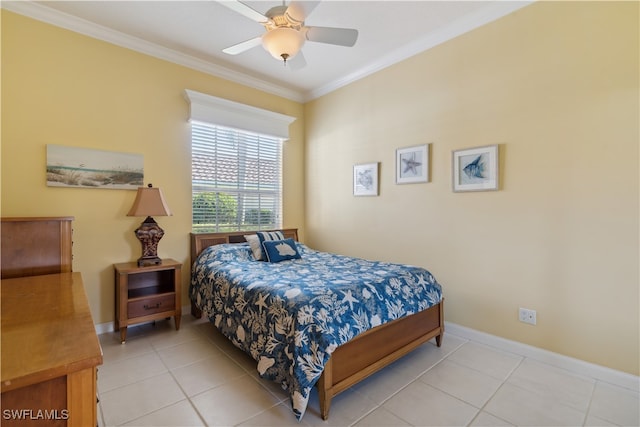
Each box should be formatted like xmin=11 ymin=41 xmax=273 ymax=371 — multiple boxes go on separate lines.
xmin=190 ymin=242 xmax=443 ymax=420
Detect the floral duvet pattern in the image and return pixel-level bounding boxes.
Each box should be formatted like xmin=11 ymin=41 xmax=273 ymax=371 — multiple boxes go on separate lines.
xmin=190 ymin=242 xmax=443 ymax=420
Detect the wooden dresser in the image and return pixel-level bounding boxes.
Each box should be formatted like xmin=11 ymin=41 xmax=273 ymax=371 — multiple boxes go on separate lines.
xmin=1 ymin=273 xmax=103 ymax=426
xmin=0 ymin=217 xmax=103 ymax=426
xmin=1 ymin=216 xmax=74 ymax=279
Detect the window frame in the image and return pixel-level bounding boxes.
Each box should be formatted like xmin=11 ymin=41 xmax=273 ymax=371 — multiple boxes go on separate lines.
xmin=191 ymin=122 xmax=283 ymax=232
xmin=184 ymin=90 xmax=296 ymax=233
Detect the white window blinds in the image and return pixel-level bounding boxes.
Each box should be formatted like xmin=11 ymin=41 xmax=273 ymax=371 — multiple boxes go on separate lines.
xmin=185 ymin=90 xmax=295 ymax=233
xmin=192 ymin=122 xmax=282 ymax=232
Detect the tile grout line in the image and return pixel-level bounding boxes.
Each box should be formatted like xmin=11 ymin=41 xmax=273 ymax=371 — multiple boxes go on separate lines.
xmin=160 ymin=324 xmax=242 ymax=427
xmin=175 ymin=324 xmax=289 ymax=426
xmin=348 ymin=338 xmax=468 ymax=427
xmin=193 ymin=322 xmax=311 ymax=424
xmin=580 ymin=379 xmax=598 ymax=427
xmin=101 ymin=326 xmax=204 ymax=426
xmin=159 ymin=341 xmax=211 ymax=427
xmin=120 ymin=327 xmax=218 ymax=426
xmin=499 ymin=355 xmax=599 ymax=423
xmin=464 ymin=353 xmax=526 ymax=426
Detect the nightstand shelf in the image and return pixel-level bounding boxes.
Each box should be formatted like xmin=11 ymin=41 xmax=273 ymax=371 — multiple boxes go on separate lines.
xmin=114 ymin=259 xmax=182 ymax=343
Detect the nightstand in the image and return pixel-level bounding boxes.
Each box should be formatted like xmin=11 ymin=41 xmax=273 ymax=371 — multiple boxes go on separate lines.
xmin=114 ymin=259 xmax=182 ymax=343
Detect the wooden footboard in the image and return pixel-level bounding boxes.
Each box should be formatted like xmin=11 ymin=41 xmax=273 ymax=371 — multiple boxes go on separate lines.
xmin=317 ymin=300 xmax=444 ymax=420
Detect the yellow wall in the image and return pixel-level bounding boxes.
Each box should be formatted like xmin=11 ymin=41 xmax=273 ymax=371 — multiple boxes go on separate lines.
xmin=1 ymin=10 xmax=305 ymax=324
xmin=2 ymin=2 xmax=638 ymax=377
xmin=304 ymin=2 xmax=639 ymax=375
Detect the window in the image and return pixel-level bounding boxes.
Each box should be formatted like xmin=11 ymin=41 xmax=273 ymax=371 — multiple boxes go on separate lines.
xmin=192 ymin=122 xmax=282 ymax=232
xmin=184 ymin=89 xmax=296 ymax=233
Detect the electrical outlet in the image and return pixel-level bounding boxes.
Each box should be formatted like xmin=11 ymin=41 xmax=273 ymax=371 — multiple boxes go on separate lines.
xmin=519 ymin=307 xmax=537 ymax=325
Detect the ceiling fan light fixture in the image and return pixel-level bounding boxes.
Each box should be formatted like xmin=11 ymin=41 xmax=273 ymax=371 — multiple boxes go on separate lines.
xmin=262 ymin=27 xmax=304 ymax=62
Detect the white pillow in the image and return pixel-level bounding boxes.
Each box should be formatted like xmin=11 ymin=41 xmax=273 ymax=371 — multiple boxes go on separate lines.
xmin=244 ymin=234 xmax=262 ymax=260
xmin=245 ymin=231 xmax=286 ymax=261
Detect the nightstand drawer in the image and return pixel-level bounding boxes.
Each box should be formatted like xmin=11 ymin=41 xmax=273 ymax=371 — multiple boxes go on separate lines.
xmin=128 ymin=293 xmax=175 ymax=318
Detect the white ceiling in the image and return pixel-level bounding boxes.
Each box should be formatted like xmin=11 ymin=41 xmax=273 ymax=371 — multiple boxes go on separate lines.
xmin=4 ymin=1 xmax=532 ymax=102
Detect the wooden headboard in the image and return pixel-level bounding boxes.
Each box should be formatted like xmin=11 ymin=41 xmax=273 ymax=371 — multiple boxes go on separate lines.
xmin=190 ymin=228 xmax=298 ymax=267
xmin=1 ymin=216 xmax=74 ymax=279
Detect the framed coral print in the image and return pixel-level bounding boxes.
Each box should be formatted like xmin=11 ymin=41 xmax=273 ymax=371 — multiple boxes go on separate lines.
xmin=396 ymin=144 xmax=429 ymax=184
xmin=452 ymin=145 xmax=499 ymax=192
xmin=353 ymin=162 xmax=379 ymax=196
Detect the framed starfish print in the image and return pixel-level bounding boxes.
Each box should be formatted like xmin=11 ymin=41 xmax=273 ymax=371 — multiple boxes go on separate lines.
xmin=396 ymin=144 xmax=429 ymax=184
xmin=452 ymin=144 xmax=499 ymax=192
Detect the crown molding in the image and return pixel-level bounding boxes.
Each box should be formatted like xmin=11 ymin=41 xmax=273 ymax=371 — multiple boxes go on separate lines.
xmin=304 ymin=1 xmax=534 ymax=101
xmin=1 ymin=0 xmax=306 ymax=103
xmin=3 ymin=1 xmax=533 ymax=103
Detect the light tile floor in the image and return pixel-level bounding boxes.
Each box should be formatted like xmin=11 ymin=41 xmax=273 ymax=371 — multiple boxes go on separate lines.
xmin=97 ymin=316 xmax=639 ymax=427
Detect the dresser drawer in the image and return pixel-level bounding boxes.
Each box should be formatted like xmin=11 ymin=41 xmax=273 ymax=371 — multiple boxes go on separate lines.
xmin=128 ymin=293 xmax=175 ymax=318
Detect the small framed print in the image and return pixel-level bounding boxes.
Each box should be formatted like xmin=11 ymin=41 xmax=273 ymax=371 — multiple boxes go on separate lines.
xmin=452 ymin=144 xmax=499 ymax=192
xmin=396 ymin=144 xmax=429 ymax=184
xmin=353 ymin=162 xmax=379 ymax=196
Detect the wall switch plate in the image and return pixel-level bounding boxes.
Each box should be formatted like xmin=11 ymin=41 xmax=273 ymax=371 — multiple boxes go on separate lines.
xmin=519 ymin=307 xmax=537 ymax=325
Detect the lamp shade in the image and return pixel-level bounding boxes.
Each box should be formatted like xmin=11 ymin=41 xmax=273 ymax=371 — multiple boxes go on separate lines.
xmin=262 ymin=27 xmax=305 ymax=60
xmin=127 ymin=184 xmax=172 ymax=217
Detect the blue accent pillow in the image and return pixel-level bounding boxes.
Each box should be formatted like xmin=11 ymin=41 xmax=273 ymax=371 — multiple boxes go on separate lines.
xmin=255 ymin=231 xmax=285 ymax=261
xmin=262 ymin=239 xmax=302 ymax=263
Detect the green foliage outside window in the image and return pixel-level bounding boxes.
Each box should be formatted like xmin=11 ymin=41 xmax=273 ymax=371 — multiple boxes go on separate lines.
xmin=244 ymin=208 xmax=275 ymax=225
xmin=193 ymin=192 xmax=237 ymax=225
xmin=193 ymin=192 xmax=275 ymax=232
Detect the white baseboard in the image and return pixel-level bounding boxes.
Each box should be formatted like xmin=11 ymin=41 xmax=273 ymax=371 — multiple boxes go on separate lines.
xmin=95 ymin=321 xmax=115 ymax=335
xmin=94 ymin=304 xmax=194 ymax=335
xmin=94 ymin=313 xmax=638 ymax=392
xmin=445 ymin=321 xmax=639 ymax=392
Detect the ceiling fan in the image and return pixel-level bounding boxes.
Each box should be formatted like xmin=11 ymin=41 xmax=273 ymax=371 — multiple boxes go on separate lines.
xmin=218 ymin=0 xmax=358 ymax=69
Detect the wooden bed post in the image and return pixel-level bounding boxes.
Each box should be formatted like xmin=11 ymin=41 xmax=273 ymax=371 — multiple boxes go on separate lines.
xmin=317 ymin=358 xmax=333 ymax=420
xmin=436 ymin=298 xmax=444 ymax=347
xmin=191 ymin=301 xmax=202 ymax=318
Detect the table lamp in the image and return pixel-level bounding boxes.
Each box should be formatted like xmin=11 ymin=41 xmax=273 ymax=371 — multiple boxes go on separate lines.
xmin=127 ymin=183 xmax=172 ymax=266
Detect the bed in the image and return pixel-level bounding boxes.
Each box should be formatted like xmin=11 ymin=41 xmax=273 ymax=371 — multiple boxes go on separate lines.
xmin=189 ymin=229 xmax=444 ymax=421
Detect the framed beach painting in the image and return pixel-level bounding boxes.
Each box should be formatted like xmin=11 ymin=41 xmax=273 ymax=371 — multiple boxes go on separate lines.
xmin=396 ymin=144 xmax=429 ymax=184
xmin=452 ymin=145 xmax=499 ymax=192
xmin=353 ymin=162 xmax=379 ymax=196
xmin=46 ymin=145 xmax=143 ymax=190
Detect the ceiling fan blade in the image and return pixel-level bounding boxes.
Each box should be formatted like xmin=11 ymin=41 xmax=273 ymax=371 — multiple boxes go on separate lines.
xmin=222 ymin=36 xmax=262 ymax=55
xmin=217 ymin=0 xmax=268 ymax=23
xmin=288 ymin=51 xmax=307 ymax=70
xmin=285 ymin=1 xmax=320 ymax=24
xmin=305 ymin=26 xmax=358 ymax=47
